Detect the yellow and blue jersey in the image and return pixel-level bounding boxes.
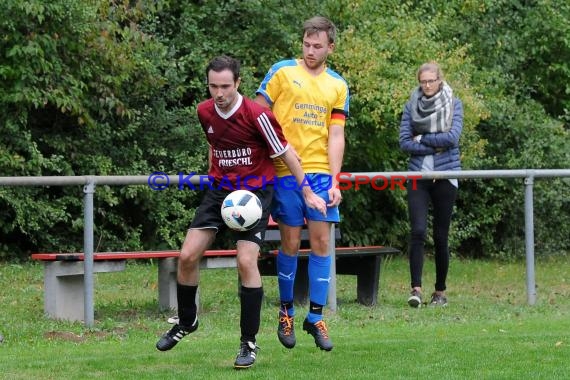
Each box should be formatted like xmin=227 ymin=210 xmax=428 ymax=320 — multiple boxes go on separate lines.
xmin=256 ymin=59 xmax=350 ymax=176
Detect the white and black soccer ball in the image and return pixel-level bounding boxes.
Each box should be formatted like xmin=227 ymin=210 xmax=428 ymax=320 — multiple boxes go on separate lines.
xmin=221 ymin=190 xmax=263 ymax=231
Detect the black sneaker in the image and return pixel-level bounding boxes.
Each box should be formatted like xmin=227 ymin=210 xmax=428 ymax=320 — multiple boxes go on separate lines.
xmin=155 ymin=316 xmax=198 ymax=351
xmin=233 ymin=341 xmax=259 ymax=369
xmin=429 ymin=292 xmax=448 ymax=307
xmin=407 ymin=289 xmax=422 ymax=308
xmin=277 ymin=310 xmax=296 ymax=349
xmin=302 ymin=318 xmax=333 ymax=351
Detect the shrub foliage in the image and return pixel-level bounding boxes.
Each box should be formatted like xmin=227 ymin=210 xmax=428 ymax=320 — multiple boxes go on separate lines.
xmin=1 ymin=0 xmax=568 ymax=259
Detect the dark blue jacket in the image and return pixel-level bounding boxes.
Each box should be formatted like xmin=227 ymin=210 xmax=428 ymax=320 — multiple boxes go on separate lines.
xmin=399 ymin=98 xmax=463 ymax=172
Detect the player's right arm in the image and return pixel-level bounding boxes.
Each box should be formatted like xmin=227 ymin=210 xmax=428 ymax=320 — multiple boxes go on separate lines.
xmin=279 ymin=148 xmax=326 ymax=216
xmin=255 ymin=83 xmax=301 ymax=165
xmin=254 ymin=94 xmax=270 ymax=109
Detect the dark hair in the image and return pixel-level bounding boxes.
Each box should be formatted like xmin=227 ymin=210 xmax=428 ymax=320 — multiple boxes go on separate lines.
xmin=303 ymin=16 xmax=337 ymax=44
xmin=205 ymin=55 xmax=240 ymax=82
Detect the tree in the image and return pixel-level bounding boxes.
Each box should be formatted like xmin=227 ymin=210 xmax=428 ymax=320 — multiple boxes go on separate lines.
xmin=0 ymin=0 xmax=203 ymax=258
xmin=1 ymin=0 xmax=568 ymax=260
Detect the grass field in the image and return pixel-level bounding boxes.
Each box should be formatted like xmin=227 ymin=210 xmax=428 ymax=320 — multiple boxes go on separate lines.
xmin=0 ymin=254 xmax=568 ymax=379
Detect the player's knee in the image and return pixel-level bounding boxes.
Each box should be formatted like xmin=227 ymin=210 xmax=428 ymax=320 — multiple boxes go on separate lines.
xmin=179 ymin=250 xmax=201 ymax=269
xmin=237 ymin=253 xmax=255 ymax=268
xmin=281 ymin=238 xmax=301 ymax=254
xmin=237 ymin=257 xmax=259 ymax=280
xmin=309 ymin=235 xmax=330 ymax=254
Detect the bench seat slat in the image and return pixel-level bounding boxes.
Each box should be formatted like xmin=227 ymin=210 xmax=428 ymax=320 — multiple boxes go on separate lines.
xmin=32 ymin=246 xmax=397 ymax=262
xmin=31 ymin=249 xmax=239 ymax=262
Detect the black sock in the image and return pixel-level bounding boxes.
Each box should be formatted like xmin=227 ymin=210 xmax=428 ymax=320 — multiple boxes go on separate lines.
xmin=177 ymin=283 xmax=197 ymax=327
xmin=239 ymin=285 xmax=264 ymax=343
xmin=309 ymin=301 xmax=323 ymax=316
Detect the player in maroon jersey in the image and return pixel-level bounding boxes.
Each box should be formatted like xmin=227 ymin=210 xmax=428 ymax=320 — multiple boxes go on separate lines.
xmin=155 ymin=55 xmax=326 ymax=370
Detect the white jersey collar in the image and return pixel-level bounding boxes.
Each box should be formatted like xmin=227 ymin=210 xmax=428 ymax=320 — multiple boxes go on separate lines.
xmin=215 ymin=93 xmax=243 ymax=119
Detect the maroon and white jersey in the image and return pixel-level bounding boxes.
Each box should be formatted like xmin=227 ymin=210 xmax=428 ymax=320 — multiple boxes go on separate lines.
xmin=197 ymin=94 xmax=289 ymax=189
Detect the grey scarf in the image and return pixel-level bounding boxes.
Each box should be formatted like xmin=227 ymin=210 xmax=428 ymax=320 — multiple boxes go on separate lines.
xmin=409 ymin=82 xmax=453 ymax=134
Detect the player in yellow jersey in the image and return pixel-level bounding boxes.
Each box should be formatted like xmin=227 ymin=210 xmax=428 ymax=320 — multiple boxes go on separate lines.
xmin=255 ymin=15 xmax=349 ymax=351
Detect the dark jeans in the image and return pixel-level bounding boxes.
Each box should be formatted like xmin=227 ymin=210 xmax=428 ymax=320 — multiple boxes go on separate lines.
xmin=407 ymin=179 xmax=457 ymax=291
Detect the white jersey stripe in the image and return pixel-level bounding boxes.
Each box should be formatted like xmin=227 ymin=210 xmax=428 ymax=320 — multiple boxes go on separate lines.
xmin=257 ymin=113 xmax=282 ymax=151
xmin=257 ymin=113 xmax=285 ymax=155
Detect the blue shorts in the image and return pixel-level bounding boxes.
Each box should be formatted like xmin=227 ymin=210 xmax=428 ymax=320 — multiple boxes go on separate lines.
xmin=271 ymin=173 xmax=340 ymax=227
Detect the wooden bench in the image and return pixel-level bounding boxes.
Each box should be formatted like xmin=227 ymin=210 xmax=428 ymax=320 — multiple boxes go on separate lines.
xmin=259 ymin=220 xmax=399 ymax=306
xmin=31 ymin=222 xmax=399 ymax=321
xmin=258 ymin=246 xmax=399 ymax=306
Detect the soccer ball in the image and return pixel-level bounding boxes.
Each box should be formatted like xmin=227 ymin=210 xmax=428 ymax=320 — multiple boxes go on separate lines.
xmin=221 ymin=190 xmax=263 ymax=231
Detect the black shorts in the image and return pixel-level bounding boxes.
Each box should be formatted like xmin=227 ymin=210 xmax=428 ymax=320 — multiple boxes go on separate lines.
xmin=190 ymin=186 xmax=274 ymax=247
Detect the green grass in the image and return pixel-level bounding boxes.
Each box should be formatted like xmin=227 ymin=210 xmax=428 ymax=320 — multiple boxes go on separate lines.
xmin=1 ymin=255 xmax=568 ymax=379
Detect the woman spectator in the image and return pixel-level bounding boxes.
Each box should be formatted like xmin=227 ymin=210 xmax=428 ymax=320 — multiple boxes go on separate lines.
xmin=399 ymin=62 xmax=463 ymax=307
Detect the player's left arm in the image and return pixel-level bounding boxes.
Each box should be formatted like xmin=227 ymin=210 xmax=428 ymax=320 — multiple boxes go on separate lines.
xmin=328 ymin=121 xmax=345 ymax=207
xmin=328 ymin=79 xmax=349 ymax=207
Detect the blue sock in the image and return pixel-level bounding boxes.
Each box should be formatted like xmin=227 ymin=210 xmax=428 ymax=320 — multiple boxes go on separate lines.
xmin=307 ymin=253 xmax=331 ymax=323
xmin=277 ymin=250 xmax=297 ymax=316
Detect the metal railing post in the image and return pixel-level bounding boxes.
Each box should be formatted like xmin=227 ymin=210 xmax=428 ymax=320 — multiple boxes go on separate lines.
xmin=328 ymin=223 xmax=337 ymax=312
xmin=83 ymin=177 xmax=96 ymax=327
xmin=524 ymin=172 xmax=536 ymax=305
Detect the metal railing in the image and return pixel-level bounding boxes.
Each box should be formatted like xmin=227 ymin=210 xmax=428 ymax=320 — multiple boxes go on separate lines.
xmin=2 ymin=169 xmax=570 ymax=327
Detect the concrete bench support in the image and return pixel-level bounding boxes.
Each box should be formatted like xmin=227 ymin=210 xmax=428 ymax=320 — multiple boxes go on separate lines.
xmin=42 ymin=260 xmax=126 ymax=321
xmin=158 ymin=258 xmax=177 ymax=312
xmin=157 ymin=256 xmax=238 ymax=311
